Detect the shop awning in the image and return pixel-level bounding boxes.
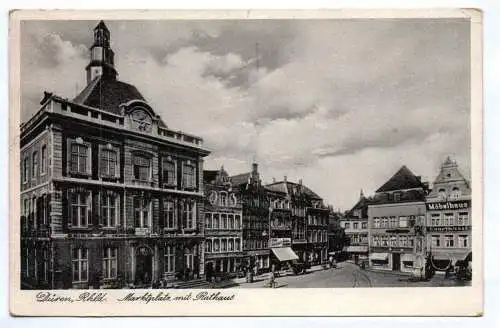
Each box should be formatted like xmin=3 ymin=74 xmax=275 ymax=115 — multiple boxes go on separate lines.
xmin=344 ymin=246 xmax=368 ymax=253
xmin=271 ymin=247 xmax=299 ymax=262
xmin=401 ymin=253 xmax=415 ymax=262
xmin=370 ymin=253 xmax=389 ymax=261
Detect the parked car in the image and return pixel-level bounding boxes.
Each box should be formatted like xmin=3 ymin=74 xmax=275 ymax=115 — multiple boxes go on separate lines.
xmin=291 ymin=260 xmax=310 ymax=275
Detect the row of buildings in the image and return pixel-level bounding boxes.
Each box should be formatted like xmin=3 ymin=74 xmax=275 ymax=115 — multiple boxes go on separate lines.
xmin=19 ymin=21 xmax=330 ymax=289
xmin=340 ymin=159 xmax=472 ymax=275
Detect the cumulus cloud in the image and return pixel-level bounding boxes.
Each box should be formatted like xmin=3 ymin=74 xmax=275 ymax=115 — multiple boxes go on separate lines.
xmin=20 ymin=19 xmax=471 ymax=209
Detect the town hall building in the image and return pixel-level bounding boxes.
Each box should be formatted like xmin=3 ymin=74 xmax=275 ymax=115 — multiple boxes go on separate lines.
xmin=20 ymin=21 xmax=210 ymax=289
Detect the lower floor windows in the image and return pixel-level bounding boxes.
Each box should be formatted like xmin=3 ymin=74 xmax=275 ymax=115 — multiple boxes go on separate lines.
xmin=164 ymin=246 xmax=175 ymax=273
xmin=103 ymin=248 xmax=117 ymax=279
xmin=72 ymin=248 xmax=88 ymax=283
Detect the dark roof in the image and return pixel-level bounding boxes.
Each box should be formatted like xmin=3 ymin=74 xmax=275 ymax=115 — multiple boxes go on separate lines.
xmin=265 ymin=181 xmax=322 ymax=200
xmin=345 ymin=196 xmax=371 ymax=218
xmin=95 ymin=20 xmax=109 ymax=31
xmin=229 ymin=172 xmax=251 ymax=186
xmin=203 ymin=170 xmax=219 ymax=184
xmin=73 ymin=76 xmax=146 ymax=114
xmin=376 ymin=165 xmax=424 ymax=193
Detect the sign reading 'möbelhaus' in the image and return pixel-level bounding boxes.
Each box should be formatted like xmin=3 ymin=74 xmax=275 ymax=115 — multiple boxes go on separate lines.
xmin=426 ymin=200 xmax=471 ymax=211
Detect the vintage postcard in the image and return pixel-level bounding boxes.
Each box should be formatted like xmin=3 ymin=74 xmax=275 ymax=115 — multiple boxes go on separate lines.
xmin=9 ymin=9 xmax=483 ymax=316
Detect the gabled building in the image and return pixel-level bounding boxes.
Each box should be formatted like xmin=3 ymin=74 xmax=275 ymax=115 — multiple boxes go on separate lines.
xmin=20 ymin=21 xmax=210 ymax=289
xmin=203 ymin=167 xmax=245 ymax=280
xmin=266 ymin=178 xmax=329 ymax=266
xmin=229 ymin=163 xmax=271 ymax=272
xmin=339 ymin=191 xmax=370 ymax=263
xmin=425 ymin=157 xmax=472 ymax=271
xmin=367 ymin=166 xmax=429 ymax=273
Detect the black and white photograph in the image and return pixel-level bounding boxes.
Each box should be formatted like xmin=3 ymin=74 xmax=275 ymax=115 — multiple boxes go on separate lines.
xmin=9 ymin=9 xmax=483 ymax=316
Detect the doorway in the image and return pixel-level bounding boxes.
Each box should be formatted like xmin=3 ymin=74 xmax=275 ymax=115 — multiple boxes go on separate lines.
xmin=135 ymin=246 xmax=153 ymax=286
xmin=392 ymin=253 xmax=401 ymax=271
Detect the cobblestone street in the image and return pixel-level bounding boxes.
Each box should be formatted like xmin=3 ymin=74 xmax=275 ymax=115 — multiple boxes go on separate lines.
xmin=229 ymin=262 xmax=471 ymax=288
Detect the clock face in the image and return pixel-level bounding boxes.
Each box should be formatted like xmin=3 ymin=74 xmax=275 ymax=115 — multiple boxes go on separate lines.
xmin=131 ymin=109 xmax=152 ymax=133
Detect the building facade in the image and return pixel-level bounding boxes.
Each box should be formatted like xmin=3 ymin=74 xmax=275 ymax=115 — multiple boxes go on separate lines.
xmin=425 ymin=157 xmax=472 ymax=271
xmin=20 ymin=21 xmax=210 ymax=289
xmin=266 ymin=178 xmax=329 ymax=265
xmin=340 ymin=191 xmax=370 ymax=263
xmin=203 ymin=168 xmax=245 ymax=279
xmin=368 ymin=166 xmax=428 ymax=273
xmin=230 ymin=163 xmax=271 ymax=272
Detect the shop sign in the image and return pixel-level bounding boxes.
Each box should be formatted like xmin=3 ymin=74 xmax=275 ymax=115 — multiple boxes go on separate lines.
xmin=426 ymin=226 xmax=471 ymax=232
xmin=269 ymin=238 xmax=291 ymax=248
xmin=426 ymin=200 xmax=470 ymax=211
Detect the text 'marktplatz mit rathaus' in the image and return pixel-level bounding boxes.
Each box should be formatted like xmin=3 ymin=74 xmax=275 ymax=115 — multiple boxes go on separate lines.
xmin=20 ymin=21 xmax=472 ymax=290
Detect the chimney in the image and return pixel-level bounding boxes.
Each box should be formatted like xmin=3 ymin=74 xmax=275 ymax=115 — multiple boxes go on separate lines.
xmin=272 ymin=177 xmax=276 ymax=183
xmin=284 ymin=176 xmax=287 ymax=183
xmin=299 ymin=179 xmax=303 ymax=185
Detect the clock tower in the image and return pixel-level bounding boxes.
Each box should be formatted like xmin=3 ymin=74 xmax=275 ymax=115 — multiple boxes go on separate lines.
xmin=85 ymin=20 xmax=118 ymax=83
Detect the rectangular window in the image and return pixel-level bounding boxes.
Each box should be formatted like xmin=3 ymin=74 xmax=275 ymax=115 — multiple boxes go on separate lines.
xmin=205 ymin=212 xmax=212 ymax=229
xmin=133 ymin=155 xmax=150 ymax=181
xmin=382 ymin=236 xmax=389 ymax=246
xmin=164 ymin=200 xmax=176 ymax=229
xmin=182 ymin=201 xmax=195 ymax=229
xmin=134 ymin=198 xmax=150 ymax=228
xmin=101 ymin=193 xmax=117 ymax=227
xmin=41 ymin=145 xmax=47 ymax=174
xmin=344 ymin=222 xmax=350 ymax=229
xmin=102 ymin=248 xmax=117 ymax=279
xmin=381 ymin=217 xmax=389 ymax=228
xmin=100 ymin=148 xmax=118 ymax=177
xmin=399 ymin=216 xmax=408 ymax=228
xmin=235 ymin=239 xmax=241 ymax=251
xmin=70 ymin=143 xmax=89 ymax=174
xmin=162 ymin=158 xmax=176 ymax=186
xmin=32 ymin=151 xmax=38 ymax=178
xmin=164 ymin=246 xmax=175 ymax=273
xmin=362 ymin=222 xmax=367 ymax=229
xmin=458 ymin=212 xmax=469 ymax=226
xmin=444 ymin=213 xmax=454 ymax=226
xmin=213 ymin=213 xmax=219 ymax=229
xmin=72 ymin=248 xmax=88 ymax=282
xmin=373 ymin=218 xmax=380 ymax=228
xmin=353 ymin=222 xmax=359 ymax=229
xmin=70 ymin=192 xmax=89 ymax=227
xmin=235 ymin=215 xmax=241 ymax=229
xmin=182 ymin=162 xmax=196 ymax=189
xmin=445 ymin=235 xmax=455 ymax=248
xmin=390 ymin=216 xmax=398 ymax=228
xmin=431 ymin=214 xmax=440 ymax=226
xmin=228 ymin=214 xmax=234 ymax=229
xmin=432 ymin=235 xmax=441 ymax=247
xmin=390 ymin=236 xmax=397 ymax=247
xmin=221 ymin=214 xmax=227 ymax=229
xmin=23 ymin=157 xmax=29 ymax=182
xmin=459 ymin=235 xmax=469 ymax=248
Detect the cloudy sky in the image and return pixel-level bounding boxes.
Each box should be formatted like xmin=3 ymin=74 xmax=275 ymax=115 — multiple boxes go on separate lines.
xmin=20 ymin=19 xmax=471 ymax=210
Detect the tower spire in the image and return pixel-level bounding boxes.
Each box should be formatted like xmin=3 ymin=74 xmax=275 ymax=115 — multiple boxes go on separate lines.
xmin=85 ymin=20 xmax=117 ymax=84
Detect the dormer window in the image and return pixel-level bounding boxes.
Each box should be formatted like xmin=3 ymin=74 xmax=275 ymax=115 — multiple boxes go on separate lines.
xmin=451 ymin=187 xmax=461 ymax=199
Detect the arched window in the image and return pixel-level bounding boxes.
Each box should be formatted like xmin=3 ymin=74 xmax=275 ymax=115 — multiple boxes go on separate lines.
xmin=221 ymin=239 xmax=227 ymax=252
xmin=438 ymin=188 xmax=447 ymax=200
xmin=214 ymin=239 xmax=220 ymax=252
xmin=451 ymin=187 xmax=461 ymax=199
xmin=228 ymin=239 xmax=234 ymax=251
xmin=235 ymin=239 xmax=241 ymax=251
xmin=205 ymin=240 xmax=212 ymax=253
xmin=228 ymin=214 xmax=234 ymax=229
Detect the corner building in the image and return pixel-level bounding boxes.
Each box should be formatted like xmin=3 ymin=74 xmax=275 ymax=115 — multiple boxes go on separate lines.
xmin=425 ymin=157 xmax=472 ymax=270
xmin=368 ymin=166 xmax=428 ymax=273
xmin=20 ymin=21 xmax=210 ymax=289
